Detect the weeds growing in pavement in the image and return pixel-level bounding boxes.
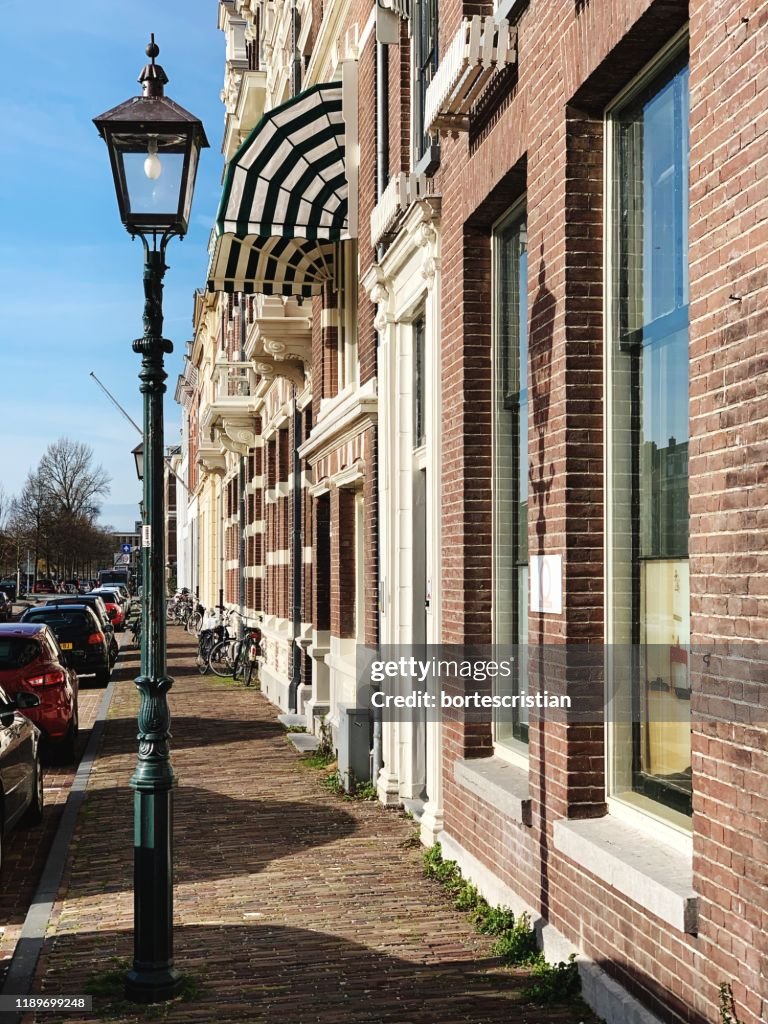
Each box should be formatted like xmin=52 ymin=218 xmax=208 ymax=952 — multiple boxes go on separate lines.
xmin=351 ymin=780 xmax=378 ymax=800
xmin=423 ymin=843 xmax=582 ymax=1004
xmin=85 ymin=959 xmax=205 ymax=1019
xmin=315 ymin=717 xmax=335 ymax=760
xmin=399 ymin=828 xmax=422 ymax=849
xmin=285 ymin=725 xmax=307 ymax=733
xmin=320 ymin=770 xmax=345 ymax=795
xmin=301 ymin=748 xmax=336 ymax=769
xmin=719 ymin=983 xmax=744 ymax=1024
xmin=522 ymin=954 xmax=580 ymax=1004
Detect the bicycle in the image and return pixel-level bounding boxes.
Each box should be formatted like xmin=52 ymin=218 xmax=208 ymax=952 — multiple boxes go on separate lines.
xmin=239 ymin=628 xmax=262 ymax=687
xmin=196 ymin=607 xmax=234 ymax=674
xmin=207 ymin=609 xmax=242 ymax=677
xmin=186 ymin=603 xmax=205 ymax=636
xmin=209 ymin=624 xmax=261 ymax=683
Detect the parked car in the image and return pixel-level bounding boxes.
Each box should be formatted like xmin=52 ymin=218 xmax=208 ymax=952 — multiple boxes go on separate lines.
xmin=19 ymin=605 xmax=111 ymax=687
xmin=0 ymin=684 xmax=44 ymax=854
xmin=0 ymin=592 xmax=12 ymax=623
xmin=91 ymin=586 xmax=131 ymax=621
xmin=0 ymin=624 xmax=79 ymax=761
xmin=41 ymin=596 xmax=119 ymax=665
xmin=0 ymin=578 xmax=17 ymax=602
xmin=32 ymin=579 xmax=56 ymax=595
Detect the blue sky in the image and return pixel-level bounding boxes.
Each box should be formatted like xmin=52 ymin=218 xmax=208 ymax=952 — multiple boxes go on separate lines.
xmin=0 ymin=1 xmax=224 ymax=530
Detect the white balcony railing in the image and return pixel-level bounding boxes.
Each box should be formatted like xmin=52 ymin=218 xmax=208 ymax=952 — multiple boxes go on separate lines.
xmin=213 ymin=360 xmax=257 ymax=401
xmin=370 ymin=173 xmax=433 ymax=248
xmin=424 ymin=16 xmax=516 ymax=135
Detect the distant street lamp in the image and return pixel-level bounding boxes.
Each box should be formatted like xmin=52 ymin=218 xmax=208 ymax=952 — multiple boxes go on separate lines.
xmin=94 ymin=36 xmax=208 ymax=1004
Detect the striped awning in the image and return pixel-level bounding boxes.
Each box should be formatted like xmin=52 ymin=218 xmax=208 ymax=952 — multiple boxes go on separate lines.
xmin=207 ymin=234 xmax=335 ymax=297
xmin=207 ymin=82 xmax=347 ymax=296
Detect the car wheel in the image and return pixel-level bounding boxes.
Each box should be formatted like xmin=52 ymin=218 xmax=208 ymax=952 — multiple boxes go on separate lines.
xmin=22 ymin=756 xmax=44 ymax=825
xmin=57 ymin=709 xmax=79 ymax=765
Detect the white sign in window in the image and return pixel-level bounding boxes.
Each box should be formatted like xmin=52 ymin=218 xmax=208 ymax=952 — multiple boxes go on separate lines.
xmin=529 ymin=554 xmax=562 ymax=615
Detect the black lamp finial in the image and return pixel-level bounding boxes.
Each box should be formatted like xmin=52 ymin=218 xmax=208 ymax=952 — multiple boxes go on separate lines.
xmin=138 ymin=33 xmax=168 ymax=97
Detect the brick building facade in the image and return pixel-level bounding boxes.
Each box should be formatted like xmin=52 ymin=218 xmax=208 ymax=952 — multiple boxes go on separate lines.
xmin=174 ymin=1 xmax=768 ymax=1021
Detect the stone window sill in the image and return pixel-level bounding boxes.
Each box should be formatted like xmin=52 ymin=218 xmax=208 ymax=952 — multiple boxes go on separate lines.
xmin=454 ymin=756 xmax=531 ymax=826
xmin=553 ymin=817 xmax=699 ymax=934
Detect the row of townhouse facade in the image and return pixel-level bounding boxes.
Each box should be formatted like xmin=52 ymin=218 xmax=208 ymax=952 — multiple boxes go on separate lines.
xmin=173 ymin=0 xmax=768 ymax=1022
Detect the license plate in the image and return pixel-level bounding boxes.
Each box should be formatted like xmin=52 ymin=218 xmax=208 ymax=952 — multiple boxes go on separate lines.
xmin=60 ymin=642 xmax=73 ymax=650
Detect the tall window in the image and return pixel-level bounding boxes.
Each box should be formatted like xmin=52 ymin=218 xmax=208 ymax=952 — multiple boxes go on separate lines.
xmin=412 ymin=0 xmax=438 ymax=167
xmin=609 ymin=53 xmax=691 ymax=823
xmin=493 ymin=205 xmax=528 ymax=755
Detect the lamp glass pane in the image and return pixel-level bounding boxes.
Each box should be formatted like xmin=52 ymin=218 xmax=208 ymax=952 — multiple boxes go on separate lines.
xmin=181 ymin=143 xmax=200 ymax=227
xmin=121 ymin=150 xmax=185 ymax=217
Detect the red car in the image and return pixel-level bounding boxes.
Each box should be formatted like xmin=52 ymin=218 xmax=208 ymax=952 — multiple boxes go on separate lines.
xmin=0 ymin=623 xmax=79 ymax=762
xmin=97 ymin=598 xmax=124 ymax=631
xmin=32 ymin=580 xmax=56 ymax=595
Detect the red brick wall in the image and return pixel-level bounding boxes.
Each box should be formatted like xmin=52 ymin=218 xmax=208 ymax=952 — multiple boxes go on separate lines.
xmin=687 ymin=3 xmax=768 ymax=1022
xmin=410 ymin=0 xmax=768 ymax=1020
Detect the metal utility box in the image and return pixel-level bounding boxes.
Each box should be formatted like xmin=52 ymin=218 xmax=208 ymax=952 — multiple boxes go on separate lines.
xmin=336 ymin=705 xmax=371 ymax=793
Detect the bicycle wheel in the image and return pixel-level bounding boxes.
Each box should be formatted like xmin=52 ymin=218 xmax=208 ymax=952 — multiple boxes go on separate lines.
xmin=196 ymin=635 xmax=213 ymax=674
xmin=209 ymin=639 xmax=239 ymax=677
xmin=232 ymin=641 xmax=248 ymax=681
xmin=243 ymin=659 xmax=254 ymax=687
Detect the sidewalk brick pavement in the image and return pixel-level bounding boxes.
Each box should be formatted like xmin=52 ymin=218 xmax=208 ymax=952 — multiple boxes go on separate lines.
xmin=24 ymin=628 xmax=598 ymax=1024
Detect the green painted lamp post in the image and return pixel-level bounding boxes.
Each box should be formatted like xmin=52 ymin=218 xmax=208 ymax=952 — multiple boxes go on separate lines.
xmin=93 ymin=37 xmax=208 ymax=1004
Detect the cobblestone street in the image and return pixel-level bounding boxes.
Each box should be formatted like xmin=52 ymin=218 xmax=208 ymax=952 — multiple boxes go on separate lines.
xmin=20 ymin=628 xmax=596 ymax=1024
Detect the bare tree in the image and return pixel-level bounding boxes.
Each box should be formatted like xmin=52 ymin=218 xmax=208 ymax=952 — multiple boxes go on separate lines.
xmin=11 ymin=471 xmax=53 ymax=579
xmin=38 ymin=438 xmax=111 ymax=521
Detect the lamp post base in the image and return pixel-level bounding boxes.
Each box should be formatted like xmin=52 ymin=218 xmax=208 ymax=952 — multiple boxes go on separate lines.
xmin=125 ymin=966 xmax=182 ymax=1004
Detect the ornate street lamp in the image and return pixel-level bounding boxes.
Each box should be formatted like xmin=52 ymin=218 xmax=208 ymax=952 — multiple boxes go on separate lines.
xmin=94 ymin=36 xmax=208 ymax=1004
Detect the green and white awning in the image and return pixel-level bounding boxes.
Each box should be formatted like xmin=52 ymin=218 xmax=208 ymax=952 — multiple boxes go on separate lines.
xmin=208 ymin=82 xmax=348 ymax=297
xmin=207 ymin=234 xmax=335 ymax=297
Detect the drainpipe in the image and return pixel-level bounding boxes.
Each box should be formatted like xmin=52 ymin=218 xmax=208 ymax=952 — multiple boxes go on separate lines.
xmin=371 ymin=40 xmax=389 ymax=783
xmin=375 ymin=40 xmax=389 ymax=264
xmin=291 ymin=0 xmax=301 ymax=97
xmin=289 ymin=390 xmax=302 ymax=712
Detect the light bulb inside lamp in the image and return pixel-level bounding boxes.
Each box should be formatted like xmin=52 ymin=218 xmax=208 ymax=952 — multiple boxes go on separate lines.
xmin=144 ymin=139 xmax=162 ymax=180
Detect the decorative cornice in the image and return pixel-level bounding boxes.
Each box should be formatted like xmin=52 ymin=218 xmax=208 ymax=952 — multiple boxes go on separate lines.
xmin=298 ymin=378 xmax=377 ymax=466
xmin=196 ymin=446 xmax=227 ymax=477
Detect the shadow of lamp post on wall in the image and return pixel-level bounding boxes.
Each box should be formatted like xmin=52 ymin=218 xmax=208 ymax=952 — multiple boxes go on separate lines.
xmin=93 ymin=37 xmax=208 ymax=1004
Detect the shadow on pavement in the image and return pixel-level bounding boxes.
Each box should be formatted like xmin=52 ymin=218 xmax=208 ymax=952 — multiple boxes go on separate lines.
xmin=29 ymin=924 xmax=540 ymax=1024
xmin=95 ymin=715 xmax=285 ymax=755
xmin=64 ymin=786 xmax=359 ymax=898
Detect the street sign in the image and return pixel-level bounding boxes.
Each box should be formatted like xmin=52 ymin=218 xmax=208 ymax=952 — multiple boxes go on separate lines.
xmin=121 ymin=543 xmax=132 ymax=554
xmin=114 ymin=553 xmax=131 ymax=565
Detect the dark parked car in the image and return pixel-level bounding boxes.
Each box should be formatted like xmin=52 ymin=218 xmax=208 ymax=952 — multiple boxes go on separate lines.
xmin=42 ymin=596 xmax=118 ymax=665
xmin=0 ymin=684 xmax=44 ymax=855
xmin=19 ymin=605 xmax=111 ymax=686
xmin=0 ymin=624 xmax=79 ymax=761
xmin=0 ymin=592 xmax=12 ymax=623
xmin=0 ymin=578 xmax=17 ymax=602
